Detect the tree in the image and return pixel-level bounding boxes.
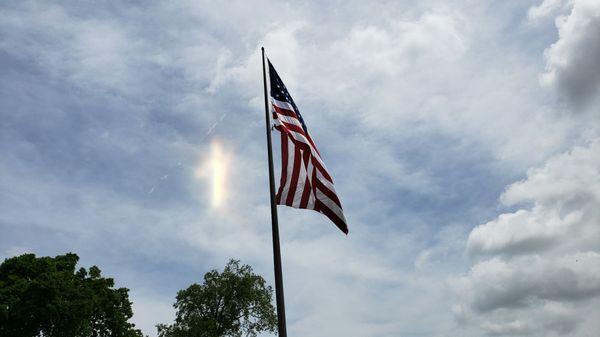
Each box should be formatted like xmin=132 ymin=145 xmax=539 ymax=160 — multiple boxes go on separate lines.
xmin=157 ymin=259 xmax=277 ymax=337
xmin=0 ymin=253 xmax=143 ymax=337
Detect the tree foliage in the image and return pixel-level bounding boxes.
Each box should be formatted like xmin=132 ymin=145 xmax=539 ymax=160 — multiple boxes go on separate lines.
xmin=157 ymin=259 xmax=277 ymax=337
xmin=0 ymin=253 xmax=143 ymax=337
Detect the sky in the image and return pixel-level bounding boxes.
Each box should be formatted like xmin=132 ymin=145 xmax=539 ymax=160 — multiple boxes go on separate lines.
xmin=1 ymin=0 xmax=599 ymax=336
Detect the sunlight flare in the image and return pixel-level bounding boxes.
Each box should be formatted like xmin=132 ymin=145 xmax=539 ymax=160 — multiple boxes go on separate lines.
xmin=195 ymin=139 xmax=231 ymax=209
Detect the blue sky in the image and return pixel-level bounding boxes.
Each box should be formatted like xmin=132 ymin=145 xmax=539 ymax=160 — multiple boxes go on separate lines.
xmin=1 ymin=1 xmax=599 ymax=336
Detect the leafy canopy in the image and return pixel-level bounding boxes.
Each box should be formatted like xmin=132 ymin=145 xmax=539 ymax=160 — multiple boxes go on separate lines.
xmin=0 ymin=253 xmax=143 ymax=337
xmin=157 ymin=259 xmax=277 ymax=337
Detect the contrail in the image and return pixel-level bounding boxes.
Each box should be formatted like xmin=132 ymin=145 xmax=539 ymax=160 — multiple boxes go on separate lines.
xmin=147 ymin=112 xmax=228 ymax=194
xmin=198 ymin=112 xmax=228 ymax=144
xmin=148 ymin=173 xmax=172 ymax=194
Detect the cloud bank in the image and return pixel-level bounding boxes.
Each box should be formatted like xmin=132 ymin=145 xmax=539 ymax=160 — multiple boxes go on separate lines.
xmin=454 ymin=139 xmax=600 ymax=336
xmin=452 ymin=3 xmax=600 ymax=335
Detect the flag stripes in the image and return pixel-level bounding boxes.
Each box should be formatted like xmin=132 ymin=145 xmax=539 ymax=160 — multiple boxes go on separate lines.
xmin=268 ymin=60 xmax=348 ymax=234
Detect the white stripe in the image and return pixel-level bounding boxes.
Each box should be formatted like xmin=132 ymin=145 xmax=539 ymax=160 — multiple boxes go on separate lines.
xmin=314 ymin=172 xmax=340 ymax=207
xmin=269 ymin=101 xmax=328 ymax=173
xmin=315 ymin=187 xmax=346 ymax=222
xmin=278 ymin=136 xmax=295 ymax=203
xmin=273 ymin=111 xmax=304 ymax=129
xmin=306 ymin=158 xmax=316 ymax=209
xmin=315 ymin=168 xmax=335 ymax=190
xmin=303 ymin=142 xmax=328 ymax=175
xmin=307 ymin=191 xmax=315 ymax=209
xmin=291 ymin=149 xmax=307 ymax=208
xmin=285 ymin=128 xmax=311 ymax=145
xmin=277 ymin=127 xmax=323 ymax=170
xmin=280 ymin=128 xmax=327 ymax=170
xmin=287 ymin=131 xmax=314 ymax=151
xmin=271 ymin=100 xmax=326 ymax=168
xmin=271 ymin=98 xmax=296 ymax=112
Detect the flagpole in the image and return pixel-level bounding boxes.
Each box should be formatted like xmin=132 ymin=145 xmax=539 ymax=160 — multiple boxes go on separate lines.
xmin=261 ymin=47 xmax=288 ymax=337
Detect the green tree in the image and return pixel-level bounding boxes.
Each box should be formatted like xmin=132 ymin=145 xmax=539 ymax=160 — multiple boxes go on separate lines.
xmin=0 ymin=253 xmax=143 ymax=337
xmin=157 ymin=259 xmax=277 ymax=337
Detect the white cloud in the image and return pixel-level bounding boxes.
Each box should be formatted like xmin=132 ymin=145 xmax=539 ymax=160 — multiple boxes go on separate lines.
xmin=478 ymin=301 xmax=579 ymax=336
xmin=212 ymin=4 xmax=575 ymax=174
xmin=328 ymin=11 xmax=469 ymax=78
xmin=2 ymin=1 xmax=599 ymax=337
xmin=469 ymin=140 xmax=600 ymax=257
xmin=455 ymin=140 xmax=600 ymax=336
xmin=528 ymin=0 xmax=566 ymax=22
xmin=537 ymin=0 xmax=600 ymax=109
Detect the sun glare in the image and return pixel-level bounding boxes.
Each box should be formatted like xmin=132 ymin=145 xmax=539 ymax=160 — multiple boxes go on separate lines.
xmin=196 ymin=139 xmax=230 ymax=209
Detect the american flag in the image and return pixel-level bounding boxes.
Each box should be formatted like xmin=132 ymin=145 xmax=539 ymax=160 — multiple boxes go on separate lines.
xmin=268 ymin=60 xmax=348 ymax=234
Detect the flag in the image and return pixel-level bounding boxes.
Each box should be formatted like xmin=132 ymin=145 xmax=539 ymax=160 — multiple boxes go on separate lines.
xmin=268 ymin=60 xmax=348 ymax=234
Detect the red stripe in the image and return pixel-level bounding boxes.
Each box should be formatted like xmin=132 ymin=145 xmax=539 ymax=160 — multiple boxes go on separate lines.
xmin=299 ymin=151 xmax=312 ymax=208
xmin=283 ymin=132 xmax=333 ymax=184
xmin=276 ymin=125 xmax=333 ymax=182
xmin=271 ymin=94 xmax=348 ymax=234
xmin=315 ymin=178 xmax=342 ymax=208
xmin=311 ymin=159 xmax=319 ymax=196
xmin=281 ymin=122 xmax=309 ymax=137
xmin=279 ymin=135 xmax=338 ymax=206
xmin=311 ymin=158 xmax=333 ymax=183
xmin=283 ymin=129 xmax=311 ymax=149
xmin=282 ymin=129 xmax=311 ymax=152
xmin=299 ymin=177 xmax=311 ymax=208
xmin=276 ymin=133 xmax=289 ymax=204
xmin=272 ymin=104 xmax=298 ymax=118
xmin=274 ymin=124 xmax=285 ymax=134
xmin=279 ymin=125 xmax=310 ymax=145
xmin=281 ymin=125 xmax=325 ymax=169
xmin=315 ymin=199 xmax=348 ymax=234
xmin=272 ymin=103 xmax=322 ymax=157
xmin=285 ymin=148 xmax=302 ymax=206
xmin=274 ymin=120 xmax=301 ymax=137
xmin=284 ymin=129 xmax=327 ymax=176
xmin=304 ymin=132 xmax=321 ymax=157
xmin=273 ymin=108 xmax=321 ymax=154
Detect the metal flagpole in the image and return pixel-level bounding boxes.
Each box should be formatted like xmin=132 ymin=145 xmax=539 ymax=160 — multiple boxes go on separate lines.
xmin=261 ymin=47 xmax=288 ymax=337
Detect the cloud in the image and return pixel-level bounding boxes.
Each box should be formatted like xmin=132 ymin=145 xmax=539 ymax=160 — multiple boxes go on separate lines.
xmin=326 ymin=10 xmax=469 ymax=79
xmin=1 ymin=1 xmax=598 ymax=337
xmin=477 ymin=301 xmax=579 ymax=336
xmin=455 ymin=253 xmax=600 ymax=313
xmin=0 ymin=3 xmax=146 ymax=94
xmin=214 ymin=4 xmax=576 ymax=173
xmin=527 ymin=0 xmax=565 ymax=22
xmin=454 ymin=140 xmax=600 ymax=336
xmin=535 ymin=0 xmax=600 ymax=109
xmin=468 ymin=140 xmax=600 ymax=258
